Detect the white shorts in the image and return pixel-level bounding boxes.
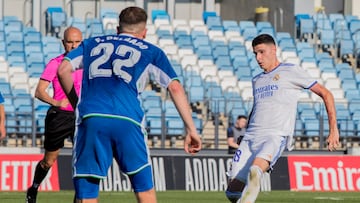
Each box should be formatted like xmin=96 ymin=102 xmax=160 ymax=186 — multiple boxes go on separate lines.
xmin=227 ymin=135 xmax=287 ymax=182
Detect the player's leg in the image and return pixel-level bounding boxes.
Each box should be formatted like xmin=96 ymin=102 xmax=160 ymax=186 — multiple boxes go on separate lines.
xmin=225 ymin=140 xmax=254 ymax=203
xmin=72 ymin=117 xmax=115 ymax=201
xmin=73 ymin=177 xmax=100 ymax=203
xmin=135 ymin=188 xmax=157 ymax=203
xmin=112 ymin=118 xmax=156 ymax=203
xmin=238 ymin=158 xmax=268 ymax=203
xmin=239 ymin=136 xmax=287 ymax=203
xmin=128 ymin=165 xmax=157 ymax=203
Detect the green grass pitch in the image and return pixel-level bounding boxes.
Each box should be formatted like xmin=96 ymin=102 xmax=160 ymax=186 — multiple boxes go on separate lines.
xmin=2 ymin=190 xmax=360 ymax=202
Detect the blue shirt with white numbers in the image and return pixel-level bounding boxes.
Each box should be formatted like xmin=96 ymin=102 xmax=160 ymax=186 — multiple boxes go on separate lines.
xmin=64 ymin=34 xmax=178 ymax=125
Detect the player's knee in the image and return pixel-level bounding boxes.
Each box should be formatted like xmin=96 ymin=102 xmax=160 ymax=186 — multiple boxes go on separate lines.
xmin=225 ymin=189 xmax=242 ymax=203
xmin=73 ymin=177 xmax=100 ymax=199
xmin=39 ymin=160 xmax=52 ymax=170
xmin=129 ymin=165 xmax=154 ymax=192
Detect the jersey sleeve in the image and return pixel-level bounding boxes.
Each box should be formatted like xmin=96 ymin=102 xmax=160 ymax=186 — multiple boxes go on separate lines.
xmin=0 ymin=92 xmax=4 ymax=103
xmin=40 ymin=58 xmax=60 ymax=82
xmin=290 ymin=65 xmax=317 ymax=89
xmin=64 ymin=42 xmax=84 ymax=71
xmin=149 ymin=48 xmax=178 ymax=88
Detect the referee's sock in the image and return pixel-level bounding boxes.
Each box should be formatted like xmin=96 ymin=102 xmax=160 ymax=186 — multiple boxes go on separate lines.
xmin=31 ymin=161 xmax=50 ymax=189
xmin=238 ymin=165 xmax=262 ymax=203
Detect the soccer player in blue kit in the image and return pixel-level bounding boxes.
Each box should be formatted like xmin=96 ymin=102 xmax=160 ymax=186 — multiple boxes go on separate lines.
xmin=57 ymin=6 xmax=201 ymax=203
xmin=225 ymin=34 xmax=340 ymax=203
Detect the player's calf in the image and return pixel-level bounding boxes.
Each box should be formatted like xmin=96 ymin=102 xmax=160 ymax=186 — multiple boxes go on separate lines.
xmin=238 ymin=165 xmax=262 ymax=203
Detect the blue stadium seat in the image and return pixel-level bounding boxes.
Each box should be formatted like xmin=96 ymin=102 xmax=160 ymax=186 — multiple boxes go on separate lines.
xmin=195 ymin=45 xmax=212 ymax=57
xmin=26 ymin=52 xmax=44 ymax=66
xmin=189 ymin=85 xmax=205 ymax=103
xmin=5 ymin=31 xmax=23 ymax=43
xmin=241 ymin=27 xmax=258 ymax=41
xmin=229 ymin=46 xmax=247 ymax=59
xmin=345 ymin=88 xmax=360 ymax=101
xmin=295 ymin=14 xmax=311 ymax=38
xmin=4 ymin=20 xmax=22 ymax=33
xmin=349 ymin=19 xmax=360 ymax=34
xmin=212 ymin=45 xmax=229 ymax=59
xmin=167 ymin=119 xmax=184 ymax=136
xmin=215 ymin=55 xmax=232 ymax=67
xmin=86 ymin=18 xmax=104 ymax=37
xmin=223 ymin=20 xmax=238 ymax=31
xmin=0 ymin=82 xmax=12 ymax=96
xmin=338 ymin=39 xmax=354 ymax=57
xmin=68 ymin=17 xmax=86 ymax=36
xmin=329 ymin=13 xmax=344 ymax=25
xmin=147 ymin=117 xmax=162 ymax=136
xmin=45 ymin=7 xmax=66 ymax=36
xmin=25 ymin=42 xmax=43 ymax=54
xmin=232 ymin=55 xmax=249 ymax=70
xmin=316 ymin=18 xmax=332 ymax=31
xmin=205 ymin=16 xmax=223 ymax=30
xmin=192 ymin=35 xmax=210 ymax=48
xmin=295 ymin=119 xmax=304 ymax=136
xmin=304 ymin=119 xmax=320 ymax=136
xmin=299 ymin=108 xmax=317 ymax=121
xmin=319 ymin=29 xmax=335 ymax=46
xmin=239 ymin=21 xmax=256 ymax=33
xmin=24 ymin=30 xmax=41 ymax=45
xmin=205 ymin=86 xmax=223 ymax=99
xmin=279 ymin=38 xmax=296 ymax=51
xmin=299 ymin=19 xmax=315 ymax=39
xmin=337 ymin=109 xmax=351 ymax=125
xmin=338 ymin=119 xmax=355 ymax=137
xmin=333 ymin=19 xmax=348 ymax=33
xmin=151 ymin=9 xmax=169 ymax=22
xmin=336 ymin=29 xmax=352 ymax=40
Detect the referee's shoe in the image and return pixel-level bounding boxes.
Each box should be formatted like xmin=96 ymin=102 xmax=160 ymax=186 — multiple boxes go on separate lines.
xmin=25 ymin=187 xmax=37 ymax=203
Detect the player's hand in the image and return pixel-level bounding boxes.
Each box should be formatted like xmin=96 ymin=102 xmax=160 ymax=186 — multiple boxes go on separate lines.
xmin=326 ymin=130 xmax=340 ymax=151
xmin=0 ymin=126 xmax=6 ymax=140
xmin=57 ymin=99 xmax=70 ymax=108
xmin=184 ymin=132 xmax=202 ymax=154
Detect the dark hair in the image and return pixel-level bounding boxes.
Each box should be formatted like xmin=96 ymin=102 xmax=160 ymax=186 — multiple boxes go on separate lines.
xmin=252 ymin=34 xmax=276 ymax=47
xmin=237 ymin=115 xmax=247 ymax=120
xmin=119 ymin=6 xmax=147 ymax=26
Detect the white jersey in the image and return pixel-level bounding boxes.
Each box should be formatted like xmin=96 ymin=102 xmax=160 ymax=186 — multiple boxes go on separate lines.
xmin=244 ymin=63 xmax=317 ymax=148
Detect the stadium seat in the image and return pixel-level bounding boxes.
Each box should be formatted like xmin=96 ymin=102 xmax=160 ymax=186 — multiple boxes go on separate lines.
xmin=100 ymin=8 xmax=118 ymax=31
xmin=349 ymin=19 xmax=360 ymax=34
xmin=166 ymin=119 xmax=184 ymax=136
xmin=223 ymin=20 xmax=238 ymax=31
xmin=188 ymin=85 xmax=205 ymax=103
xmin=299 ymin=18 xmax=314 ymax=40
xmin=304 ymin=119 xmax=320 ymax=136
xmin=338 ymin=39 xmax=354 ymax=58
xmin=45 ymin=7 xmax=66 ymax=36
xmin=86 ymin=18 xmax=104 ymax=37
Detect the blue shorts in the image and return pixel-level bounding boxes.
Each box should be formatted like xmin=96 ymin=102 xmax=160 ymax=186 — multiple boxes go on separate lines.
xmin=73 ymin=117 xmax=153 ymax=189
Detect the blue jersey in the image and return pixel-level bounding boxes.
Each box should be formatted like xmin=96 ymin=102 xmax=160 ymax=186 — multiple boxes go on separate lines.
xmin=0 ymin=92 xmax=4 ymax=103
xmin=65 ymin=34 xmax=178 ymax=124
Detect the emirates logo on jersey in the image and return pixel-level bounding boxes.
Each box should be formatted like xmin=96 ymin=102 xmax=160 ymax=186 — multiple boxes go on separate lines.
xmin=273 ymin=74 xmax=280 ymax=81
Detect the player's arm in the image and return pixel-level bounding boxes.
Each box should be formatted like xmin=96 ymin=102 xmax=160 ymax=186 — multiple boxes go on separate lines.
xmin=35 ymin=79 xmax=69 ymax=108
xmin=167 ymin=80 xmax=202 ymax=154
xmin=0 ymin=104 xmax=5 ymax=140
xmin=310 ymin=83 xmax=339 ymax=151
xmin=57 ymin=60 xmax=78 ymax=109
xmin=227 ymin=128 xmax=238 ymax=149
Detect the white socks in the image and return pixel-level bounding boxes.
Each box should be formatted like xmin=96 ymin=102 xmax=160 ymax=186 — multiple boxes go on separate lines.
xmin=238 ymin=165 xmax=263 ymax=203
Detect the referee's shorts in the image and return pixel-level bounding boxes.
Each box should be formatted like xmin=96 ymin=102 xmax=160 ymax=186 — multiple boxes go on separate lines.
xmin=44 ymin=106 xmax=75 ymax=151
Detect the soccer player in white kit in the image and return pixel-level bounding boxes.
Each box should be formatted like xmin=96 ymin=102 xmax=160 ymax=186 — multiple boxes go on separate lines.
xmin=225 ymin=34 xmax=340 ymax=203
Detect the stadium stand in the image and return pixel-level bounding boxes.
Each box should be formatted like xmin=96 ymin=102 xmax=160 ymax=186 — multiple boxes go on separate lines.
xmin=1 ymin=2 xmax=360 ymax=151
